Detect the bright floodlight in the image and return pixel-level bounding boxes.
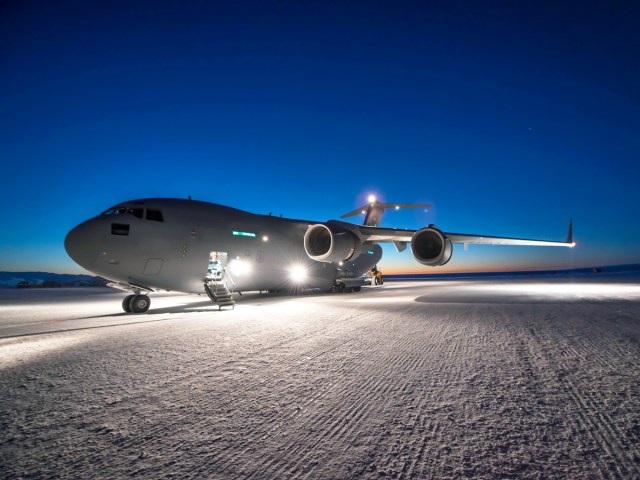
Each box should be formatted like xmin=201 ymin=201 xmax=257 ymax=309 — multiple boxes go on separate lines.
xmin=229 ymin=259 xmax=251 ymax=276
xmin=289 ymin=265 xmax=308 ymax=283
xmin=368 ymin=194 xmax=377 ymax=203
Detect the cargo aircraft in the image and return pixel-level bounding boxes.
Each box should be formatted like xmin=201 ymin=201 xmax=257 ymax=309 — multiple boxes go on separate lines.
xmin=65 ymin=196 xmax=574 ymax=313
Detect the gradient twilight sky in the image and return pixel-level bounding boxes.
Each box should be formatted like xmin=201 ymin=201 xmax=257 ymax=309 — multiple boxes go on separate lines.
xmin=1 ymin=1 xmax=639 ymax=275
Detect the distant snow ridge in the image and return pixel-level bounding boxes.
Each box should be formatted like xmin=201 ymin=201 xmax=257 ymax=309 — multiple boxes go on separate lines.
xmin=0 ymin=272 xmax=104 ymax=288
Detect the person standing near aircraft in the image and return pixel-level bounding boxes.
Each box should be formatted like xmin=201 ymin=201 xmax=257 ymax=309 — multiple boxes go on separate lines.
xmin=371 ymin=265 xmax=384 ymax=285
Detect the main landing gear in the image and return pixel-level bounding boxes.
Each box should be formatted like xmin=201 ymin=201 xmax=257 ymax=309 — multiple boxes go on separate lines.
xmin=333 ymin=281 xmax=362 ymax=293
xmin=122 ymin=294 xmax=151 ymax=313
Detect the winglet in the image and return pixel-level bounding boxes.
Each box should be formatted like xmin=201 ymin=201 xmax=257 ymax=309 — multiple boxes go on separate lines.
xmin=567 ymin=218 xmax=574 ymax=246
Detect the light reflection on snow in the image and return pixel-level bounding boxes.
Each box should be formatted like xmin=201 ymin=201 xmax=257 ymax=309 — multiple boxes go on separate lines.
xmin=0 ymin=336 xmax=86 ymax=370
xmin=473 ymin=282 xmax=640 ymax=299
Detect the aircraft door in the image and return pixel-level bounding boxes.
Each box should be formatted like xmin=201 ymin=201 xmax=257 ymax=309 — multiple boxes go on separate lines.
xmin=206 ymin=251 xmax=228 ymax=280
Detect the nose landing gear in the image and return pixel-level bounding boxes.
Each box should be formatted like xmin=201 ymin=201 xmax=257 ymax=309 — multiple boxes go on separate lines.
xmin=122 ymin=294 xmax=151 ymax=313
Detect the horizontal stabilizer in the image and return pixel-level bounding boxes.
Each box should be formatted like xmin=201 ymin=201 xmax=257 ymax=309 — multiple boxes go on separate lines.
xmin=341 ymin=202 xmax=431 ymax=227
xmin=341 ymin=203 xmax=431 ymax=219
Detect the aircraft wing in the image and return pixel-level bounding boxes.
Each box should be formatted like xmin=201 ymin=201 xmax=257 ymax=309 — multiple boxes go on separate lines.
xmin=357 ymin=226 xmax=414 ymax=242
xmin=356 ymin=219 xmax=574 ymax=248
xmin=443 ymin=232 xmax=573 ymax=247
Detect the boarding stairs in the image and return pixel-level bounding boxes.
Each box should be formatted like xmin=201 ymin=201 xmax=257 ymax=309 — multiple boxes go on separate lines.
xmin=204 ymin=270 xmax=235 ymax=310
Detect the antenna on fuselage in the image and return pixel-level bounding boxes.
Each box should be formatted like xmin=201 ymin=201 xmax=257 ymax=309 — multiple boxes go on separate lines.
xmin=340 ymin=195 xmax=431 ymax=226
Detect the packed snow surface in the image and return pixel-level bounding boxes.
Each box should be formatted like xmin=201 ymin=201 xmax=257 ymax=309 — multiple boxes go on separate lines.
xmin=1 ymin=278 xmax=639 ymax=479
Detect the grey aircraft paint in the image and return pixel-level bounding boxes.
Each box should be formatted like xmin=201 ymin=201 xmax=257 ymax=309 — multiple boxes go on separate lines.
xmin=65 ymin=197 xmax=573 ymax=312
xmin=65 ymin=198 xmax=378 ymax=294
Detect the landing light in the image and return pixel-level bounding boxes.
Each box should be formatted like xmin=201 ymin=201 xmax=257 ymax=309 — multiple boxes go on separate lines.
xmin=368 ymin=194 xmax=376 ymax=203
xmin=229 ymin=259 xmax=251 ymax=276
xmin=289 ymin=265 xmax=308 ymax=283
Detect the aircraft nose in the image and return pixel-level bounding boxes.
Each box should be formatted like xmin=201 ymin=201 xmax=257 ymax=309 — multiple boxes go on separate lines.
xmin=65 ymin=220 xmax=101 ymax=269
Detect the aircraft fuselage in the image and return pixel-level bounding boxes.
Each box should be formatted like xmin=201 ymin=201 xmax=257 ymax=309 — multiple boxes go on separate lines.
xmin=65 ymin=196 xmax=573 ymax=313
xmin=65 ymin=198 xmax=362 ymax=294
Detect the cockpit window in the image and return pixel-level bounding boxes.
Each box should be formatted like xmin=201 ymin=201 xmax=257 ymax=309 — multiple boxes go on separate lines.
xmin=101 ymin=206 xmax=143 ymax=218
xmin=129 ymin=208 xmax=143 ymax=219
xmin=101 ymin=206 xmax=127 ymax=216
xmin=146 ymin=209 xmax=164 ymax=222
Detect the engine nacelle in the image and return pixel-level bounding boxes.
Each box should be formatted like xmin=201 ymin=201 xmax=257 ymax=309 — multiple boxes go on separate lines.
xmin=410 ymin=226 xmax=453 ymax=266
xmin=304 ymin=223 xmax=362 ymax=263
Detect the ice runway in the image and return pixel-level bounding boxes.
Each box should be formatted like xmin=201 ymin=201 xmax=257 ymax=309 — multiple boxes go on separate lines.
xmin=1 ymin=278 xmax=639 ymax=479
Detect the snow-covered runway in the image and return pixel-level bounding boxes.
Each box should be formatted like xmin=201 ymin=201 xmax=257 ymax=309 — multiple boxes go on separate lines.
xmin=1 ymin=278 xmax=639 ymax=479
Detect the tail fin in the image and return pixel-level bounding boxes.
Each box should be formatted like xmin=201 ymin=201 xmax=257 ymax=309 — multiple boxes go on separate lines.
xmin=341 ymin=201 xmax=431 ymax=226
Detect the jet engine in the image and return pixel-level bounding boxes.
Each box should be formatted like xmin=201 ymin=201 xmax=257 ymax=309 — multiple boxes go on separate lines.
xmin=304 ymin=223 xmax=362 ymax=263
xmin=410 ymin=226 xmax=453 ymax=266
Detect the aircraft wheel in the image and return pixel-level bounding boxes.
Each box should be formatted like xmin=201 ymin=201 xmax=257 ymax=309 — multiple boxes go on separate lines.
xmin=122 ymin=295 xmax=134 ymax=313
xmin=352 ymin=286 xmax=361 ymax=292
xmin=129 ymin=294 xmax=151 ymax=313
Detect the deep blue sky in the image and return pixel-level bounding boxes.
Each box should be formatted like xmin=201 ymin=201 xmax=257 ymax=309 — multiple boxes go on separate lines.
xmin=1 ymin=1 xmax=639 ymax=274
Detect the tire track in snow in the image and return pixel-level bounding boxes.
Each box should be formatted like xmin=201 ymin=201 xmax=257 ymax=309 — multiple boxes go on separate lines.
xmin=100 ymin=308 xmax=394 ymax=477
xmin=524 ymin=307 xmax=640 ymax=479
xmin=288 ymin=306 xmax=472 ymax=476
xmin=224 ymin=320 xmax=401 ymax=479
xmin=393 ymin=308 xmax=484 ymax=479
xmin=563 ymin=375 xmax=639 ymax=478
xmin=302 ymin=309 xmax=462 ymax=479
xmin=62 ymin=307 xmax=375 ymax=474
xmin=210 ymin=341 xmax=385 ymax=476
xmin=222 ymin=309 xmax=417 ymax=478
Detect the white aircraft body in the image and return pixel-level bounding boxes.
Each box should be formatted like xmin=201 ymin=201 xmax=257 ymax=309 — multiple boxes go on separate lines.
xmin=65 ymin=197 xmax=574 ymax=313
